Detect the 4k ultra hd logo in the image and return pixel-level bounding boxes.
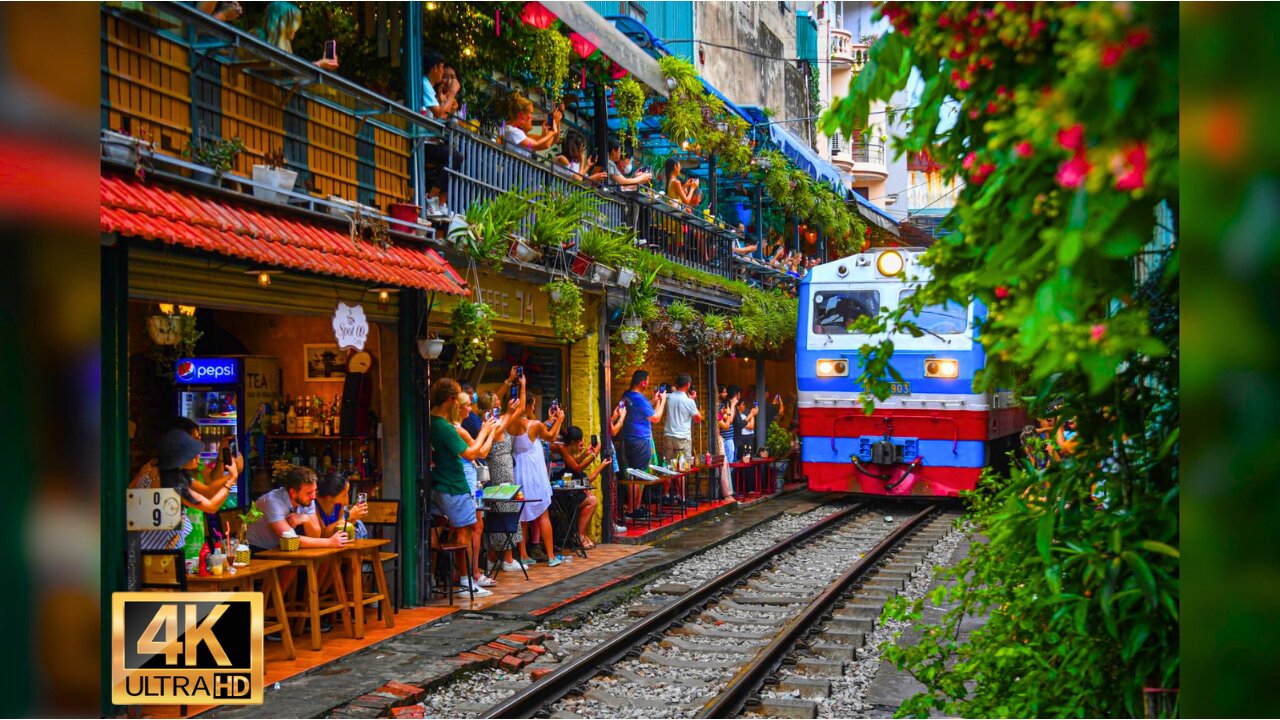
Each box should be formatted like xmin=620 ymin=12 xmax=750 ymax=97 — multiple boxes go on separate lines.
xmin=112 ymin=592 xmax=263 ymax=705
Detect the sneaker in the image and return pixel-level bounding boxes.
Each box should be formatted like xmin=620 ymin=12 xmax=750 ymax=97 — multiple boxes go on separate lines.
xmin=501 ymin=560 xmax=524 ymax=573
xmin=547 ymin=556 xmax=562 ymax=568
xmin=458 ymin=578 xmax=493 ymax=596
xmin=520 ymin=558 xmax=537 ymax=567
xmin=613 ymin=524 xmax=628 ymax=534
xmin=476 ymin=574 xmax=498 ymax=587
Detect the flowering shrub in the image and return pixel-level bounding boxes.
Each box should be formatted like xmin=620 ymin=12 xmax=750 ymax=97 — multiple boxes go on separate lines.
xmin=822 ymin=3 xmax=1178 ymax=717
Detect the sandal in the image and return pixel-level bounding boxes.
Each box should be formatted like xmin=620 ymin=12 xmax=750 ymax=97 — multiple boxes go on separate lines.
xmin=581 ymin=538 xmax=596 ymax=550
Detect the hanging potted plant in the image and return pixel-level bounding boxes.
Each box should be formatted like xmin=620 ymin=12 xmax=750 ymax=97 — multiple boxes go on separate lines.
xmin=528 ymin=190 xmax=603 ymax=265
xmin=528 ymin=27 xmax=571 ymax=106
xmin=578 ymin=225 xmax=629 ymax=284
xmin=611 ymin=325 xmax=649 ymax=370
xmin=613 ymin=75 xmax=646 ymax=149
xmin=544 ymin=278 xmax=586 ymax=343
xmin=182 ymin=133 xmax=245 ymax=184
xmin=448 ymin=297 xmax=496 ymax=371
xmin=148 ymin=308 xmax=203 ymax=383
xmin=417 ymin=333 xmax=445 ymax=360
xmin=666 ymin=299 xmax=695 ymax=333
xmin=251 ymin=147 xmax=298 ymax=203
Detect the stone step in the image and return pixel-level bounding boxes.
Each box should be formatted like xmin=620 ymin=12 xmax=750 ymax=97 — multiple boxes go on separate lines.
xmin=639 ymin=650 xmax=739 ymax=669
xmin=809 ymin=643 xmax=856 ymax=661
xmin=796 ymin=657 xmax=845 ymax=676
xmin=776 ymin=675 xmax=832 ymax=699
xmin=660 ymin=637 xmax=760 ymax=654
xmin=700 ymin=610 xmax=790 ymax=627
xmin=675 ymin=625 xmax=773 ymax=641
xmin=760 ymin=697 xmax=818 ymax=719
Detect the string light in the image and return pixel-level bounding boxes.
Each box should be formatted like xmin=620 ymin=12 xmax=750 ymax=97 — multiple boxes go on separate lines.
xmin=258 ymin=271 xmax=272 ymax=287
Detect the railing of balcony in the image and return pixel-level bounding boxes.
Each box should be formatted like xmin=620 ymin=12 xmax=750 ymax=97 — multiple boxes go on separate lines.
xmin=442 ymin=128 xmax=627 ymax=235
xmin=848 ymin=141 xmax=886 ymax=166
xmin=631 ymin=193 xmax=734 ymax=278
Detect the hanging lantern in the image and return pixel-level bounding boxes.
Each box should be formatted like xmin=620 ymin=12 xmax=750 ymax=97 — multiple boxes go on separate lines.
xmin=609 ymin=61 xmax=628 ymax=80
xmin=568 ymin=31 xmax=597 ymax=59
xmin=520 ymin=2 xmax=556 ymax=30
xmin=806 ymin=230 xmax=818 ymax=244
xmin=495 ymin=8 xmax=501 ymax=36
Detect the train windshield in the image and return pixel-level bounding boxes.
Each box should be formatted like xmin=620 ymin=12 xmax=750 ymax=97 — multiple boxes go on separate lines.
xmin=812 ymin=290 xmax=880 ymax=334
xmin=898 ymin=289 xmax=968 ymax=334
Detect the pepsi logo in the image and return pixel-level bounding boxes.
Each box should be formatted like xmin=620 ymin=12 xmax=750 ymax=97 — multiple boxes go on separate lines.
xmin=174 ymin=359 xmax=238 ymax=383
xmin=176 ymin=361 xmax=196 ymax=381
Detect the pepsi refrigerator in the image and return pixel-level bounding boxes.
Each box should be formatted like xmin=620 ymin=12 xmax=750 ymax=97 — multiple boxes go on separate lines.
xmin=174 ymin=355 xmax=281 ymax=508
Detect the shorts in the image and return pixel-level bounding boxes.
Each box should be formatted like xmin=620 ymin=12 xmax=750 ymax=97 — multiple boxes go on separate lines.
xmin=662 ymin=435 xmax=693 ymax=460
xmin=463 ymin=460 xmax=481 ymax=512
xmin=431 ymin=490 xmax=478 ymax=529
xmin=723 ymin=437 xmax=737 ymax=464
xmin=624 ymin=436 xmax=652 ymax=474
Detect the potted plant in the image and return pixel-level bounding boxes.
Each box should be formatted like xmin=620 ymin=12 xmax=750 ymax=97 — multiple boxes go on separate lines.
xmin=666 ymin=299 xmax=695 ymax=333
xmin=455 ymin=190 xmax=534 ymax=270
xmin=148 ymin=309 xmax=202 ymax=382
xmin=387 ymin=192 xmax=423 ymax=235
xmin=102 ymin=128 xmax=155 ymax=168
xmin=544 ymin=278 xmax=585 ymax=343
xmin=578 ymin=226 xmax=632 ymax=284
xmin=182 ymin=134 xmax=245 ymax=184
xmin=765 ymin=419 xmax=795 ymax=488
xmin=613 ymin=75 xmax=646 ymax=149
xmin=611 ymin=325 xmax=649 ymax=370
xmin=417 ymin=334 xmax=445 ymax=360
xmin=251 ymin=147 xmax=298 ymax=203
xmin=528 ymin=190 xmax=603 ymax=261
xmin=448 ymin=297 xmax=496 ymax=371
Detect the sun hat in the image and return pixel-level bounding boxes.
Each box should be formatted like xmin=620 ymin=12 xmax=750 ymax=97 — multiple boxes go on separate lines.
xmin=157 ymin=428 xmax=206 ymax=470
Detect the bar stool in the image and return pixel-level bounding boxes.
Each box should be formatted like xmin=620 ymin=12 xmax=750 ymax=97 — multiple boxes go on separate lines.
xmin=428 ymin=515 xmax=474 ymax=604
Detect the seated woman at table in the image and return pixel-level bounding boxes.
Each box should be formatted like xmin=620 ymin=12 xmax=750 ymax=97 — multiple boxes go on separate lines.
xmin=315 ymin=471 xmax=369 ymax=540
xmin=550 ymin=426 xmax=605 ymax=550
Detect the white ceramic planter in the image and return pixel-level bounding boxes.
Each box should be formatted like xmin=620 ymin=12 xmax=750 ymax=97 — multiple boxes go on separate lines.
xmin=252 ymin=165 xmax=298 ymax=203
xmin=589 ymin=263 xmax=616 ymax=284
xmin=102 ymin=130 xmax=151 ymax=164
xmin=671 ymin=321 xmax=683 ymax=332
xmin=509 ymin=237 xmax=541 ymax=263
xmin=616 ymin=266 xmax=637 ymax=288
xmin=620 ymin=328 xmax=639 ymax=345
xmin=623 ymin=316 xmax=642 ymax=328
xmin=417 ymin=337 xmax=444 ymax=360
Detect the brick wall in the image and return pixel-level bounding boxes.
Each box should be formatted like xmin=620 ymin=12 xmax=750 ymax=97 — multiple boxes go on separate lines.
xmin=611 ymin=344 xmax=714 ymax=459
xmin=567 ymin=306 xmax=603 ymax=541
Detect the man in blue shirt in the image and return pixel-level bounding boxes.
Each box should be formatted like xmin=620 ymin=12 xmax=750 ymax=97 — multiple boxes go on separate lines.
xmin=621 ymin=369 xmax=666 ymax=519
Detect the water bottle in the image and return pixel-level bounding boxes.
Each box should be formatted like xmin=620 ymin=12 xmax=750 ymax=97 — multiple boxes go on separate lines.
xmin=475 ymin=486 xmax=484 ymax=507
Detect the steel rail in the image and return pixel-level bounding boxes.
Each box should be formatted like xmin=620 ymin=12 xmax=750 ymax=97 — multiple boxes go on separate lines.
xmin=478 ymin=501 xmax=871 ymax=719
xmin=696 ymin=503 xmax=940 ymax=718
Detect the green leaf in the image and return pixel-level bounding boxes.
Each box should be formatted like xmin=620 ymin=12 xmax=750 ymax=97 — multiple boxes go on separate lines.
xmin=1036 ymin=511 xmax=1055 ymax=562
xmin=1058 ymin=231 xmax=1083 ymax=265
xmin=1134 ymin=540 xmax=1180 ymax=559
xmin=1122 ymin=550 xmax=1159 ymax=605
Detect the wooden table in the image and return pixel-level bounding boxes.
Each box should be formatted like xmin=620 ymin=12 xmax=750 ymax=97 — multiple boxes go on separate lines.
xmin=255 ymin=546 xmax=353 ymax=651
xmin=341 ymin=538 xmax=395 ymax=638
xmin=186 ymin=559 xmax=295 ymax=660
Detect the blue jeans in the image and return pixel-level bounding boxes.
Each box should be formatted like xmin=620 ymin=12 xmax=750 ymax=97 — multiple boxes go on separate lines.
xmin=723 ymin=437 xmax=736 ymax=464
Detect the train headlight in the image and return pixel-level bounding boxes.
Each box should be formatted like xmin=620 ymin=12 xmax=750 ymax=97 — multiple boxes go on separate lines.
xmin=816 ymin=359 xmax=848 ymax=377
xmin=924 ymin=358 xmax=959 ymax=378
xmin=876 ymin=250 xmax=904 ymax=276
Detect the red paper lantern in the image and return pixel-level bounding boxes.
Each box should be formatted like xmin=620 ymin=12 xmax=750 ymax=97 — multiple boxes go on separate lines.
xmin=568 ymin=31 xmax=597 ymax=59
xmin=520 ymin=1 xmax=556 ymax=30
xmin=609 ymin=61 xmax=628 ymax=80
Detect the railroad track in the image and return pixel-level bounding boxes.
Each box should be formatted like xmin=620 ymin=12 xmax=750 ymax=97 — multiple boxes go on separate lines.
xmin=477 ymin=502 xmax=952 ymax=719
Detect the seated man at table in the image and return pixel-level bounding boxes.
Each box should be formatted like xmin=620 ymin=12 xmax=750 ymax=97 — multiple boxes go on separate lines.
xmin=550 ymin=426 xmax=604 ymax=550
xmin=246 ymin=466 xmax=349 ymax=551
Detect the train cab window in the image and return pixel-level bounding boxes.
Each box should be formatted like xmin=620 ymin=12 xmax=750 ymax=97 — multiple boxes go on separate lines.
xmin=898 ymin=290 xmax=968 ymax=334
xmin=813 ymin=290 xmax=880 ymax=334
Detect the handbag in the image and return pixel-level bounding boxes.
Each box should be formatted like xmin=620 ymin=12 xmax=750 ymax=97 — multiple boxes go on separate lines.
xmin=474 ymin=461 xmax=491 ymax=487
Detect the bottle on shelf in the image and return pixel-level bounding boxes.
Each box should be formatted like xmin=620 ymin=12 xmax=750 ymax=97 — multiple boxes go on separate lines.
xmin=285 ymin=396 xmax=297 ymax=434
xmin=291 ymin=444 xmax=302 ymax=467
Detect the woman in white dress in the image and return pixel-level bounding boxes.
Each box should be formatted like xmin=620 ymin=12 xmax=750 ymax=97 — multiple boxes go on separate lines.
xmin=510 ymin=388 xmax=566 ymax=567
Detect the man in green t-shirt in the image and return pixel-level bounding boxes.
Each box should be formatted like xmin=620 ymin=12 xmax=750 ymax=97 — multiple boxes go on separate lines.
xmin=429 ymin=377 xmax=499 ymax=596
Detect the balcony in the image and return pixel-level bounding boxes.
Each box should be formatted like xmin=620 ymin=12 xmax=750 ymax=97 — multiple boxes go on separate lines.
xmin=831 ymin=140 xmax=888 ymax=183
xmin=100 ymin=2 xmax=739 ymax=283
xmin=829 ymin=30 xmax=869 ymax=71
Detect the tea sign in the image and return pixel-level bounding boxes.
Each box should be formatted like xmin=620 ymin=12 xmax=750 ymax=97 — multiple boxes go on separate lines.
xmin=332 ymin=302 xmax=368 ymax=351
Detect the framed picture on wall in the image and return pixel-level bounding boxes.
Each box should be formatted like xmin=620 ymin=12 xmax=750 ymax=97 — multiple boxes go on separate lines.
xmin=303 ymin=344 xmax=348 ymax=382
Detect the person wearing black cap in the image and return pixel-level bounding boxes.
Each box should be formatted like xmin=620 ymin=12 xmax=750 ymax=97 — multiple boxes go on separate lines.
xmin=139 ymin=428 xmax=234 ymax=551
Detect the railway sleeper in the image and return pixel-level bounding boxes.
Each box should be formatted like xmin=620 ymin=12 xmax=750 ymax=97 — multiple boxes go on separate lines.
xmin=659 ymin=637 xmax=762 ymax=654
xmin=700 ymin=609 xmax=791 ymax=626
xmin=796 ymin=657 xmax=846 ymax=676
xmin=673 ymin=625 xmax=774 ymax=641
xmin=718 ymin=599 xmax=802 ymax=614
xmin=639 ymin=650 xmax=740 ymax=669
xmin=730 ymin=593 xmax=813 ymax=606
xmin=776 ymin=675 xmax=833 ymax=699
xmin=818 ymin=629 xmax=866 ymax=647
xmin=810 ymin=643 xmax=857 ymax=661
xmin=583 ymin=688 xmax=707 ymax=712
xmin=863 ymin=576 xmax=906 ymax=591
xmin=610 ymin=667 xmax=713 ymax=689
xmin=760 ymin=697 xmax=820 ymax=719
xmin=827 ymin=616 xmax=877 ymax=633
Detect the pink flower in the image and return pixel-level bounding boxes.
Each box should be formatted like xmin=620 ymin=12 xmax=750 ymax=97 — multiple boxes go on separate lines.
xmin=970 ymin=109 xmax=982 ymax=120
xmin=1029 ymin=19 xmax=1047 ymax=38
xmin=986 ymin=101 xmax=999 ymax=114
xmin=1057 ymin=124 xmax=1085 ymax=153
xmin=995 ymin=286 xmax=1009 ymax=300
xmin=962 ymin=152 xmax=978 ymax=170
xmin=972 ymin=162 xmax=996 ymax=185
xmin=1015 ymin=141 xmax=1033 ymax=158
xmin=1126 ymin=28 xmax=1151 ymax=48
xmin=1101 ymin=44 xmax=1125 ymax=68
xmin=957 ymin=77 xmax=971 ymax=91
xmin=1056 ymin=156 xmax=1092 ymax=188
xmin=1090 ymin=324 xmax=1107 ymax=342
xmin=1113 ymin=143 xmax=1148 ymax=191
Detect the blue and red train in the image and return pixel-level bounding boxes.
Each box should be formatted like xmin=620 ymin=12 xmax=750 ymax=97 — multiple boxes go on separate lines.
xmin=796 ymin=249 xmax=1027 ymax=497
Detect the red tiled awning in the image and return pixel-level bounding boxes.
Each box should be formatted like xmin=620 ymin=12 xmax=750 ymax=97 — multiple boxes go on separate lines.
xmin=100 ymin=175 xmax=467 ymax=296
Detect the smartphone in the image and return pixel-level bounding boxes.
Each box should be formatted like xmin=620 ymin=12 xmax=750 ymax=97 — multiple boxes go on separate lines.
xmin=753 ymin=401 xmax=759 ymax=408
xmin=323 ymin=40 xmax=337 ymax=61
xmin=356 ymin=492 xmax=367 ymax=505
xmin=590 ymin=434 xmax=599 ymax=448
xmin=618 ymin=400 xmax=626 ymax=410
xmin=515 ymin=366 xmax=523 ymax=379
xmin=228 ymin=437 xmax=239 ymax=457
xmin=549 ymin=400 xmax=559 ymax=414
xmin=659 ymin=384 xmax=668 ymax=393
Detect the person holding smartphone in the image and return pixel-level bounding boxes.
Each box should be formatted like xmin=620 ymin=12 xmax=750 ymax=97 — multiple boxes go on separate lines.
xmin=619 ymin=370 xmax=667 ymax=519
xmin=315 ymin=470 xmax=369 ymax=540
xmin=550 ymin=426 xmax=605 ymax=549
